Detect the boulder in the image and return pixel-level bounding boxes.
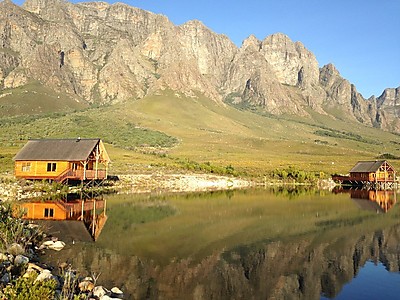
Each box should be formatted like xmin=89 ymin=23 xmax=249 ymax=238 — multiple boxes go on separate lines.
xmin=93 ymin=286 xmax=108 ymax=298
xmin=110 ymin=286 xmax=124 ymax=299
xmin=7 ymin=243 xmax=24 ymax=256
xmin=14 ymin=254 xmax=29 ymax=267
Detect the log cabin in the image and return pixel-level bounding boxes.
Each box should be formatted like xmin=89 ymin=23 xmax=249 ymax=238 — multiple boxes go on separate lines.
xmin=13 ymin=138 xmax=110 ymax=183
xmin=349 ymin=160 xmax=396 ymax=184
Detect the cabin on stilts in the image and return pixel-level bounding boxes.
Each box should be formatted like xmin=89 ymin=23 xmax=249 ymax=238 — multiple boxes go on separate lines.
xmin=348 ymin=160 xmax=396 ymax=188
xmin=13 ymin=138 xmax=110 ymax=184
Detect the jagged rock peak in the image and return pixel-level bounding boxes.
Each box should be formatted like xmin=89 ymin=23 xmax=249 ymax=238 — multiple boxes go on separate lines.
xmin=260 ymin=32 xmax=320 ymax=88
xmin=320 ymin=63 xmax=340 ymax=77
xmin=23 ymin=0 xmax=65 ymax=12
xmin=379 ymin=86 xmax=400 ymax=99
xmin=241 ymin=35 xmax=261 ymax=51
xmin=0 ymin=0 xmax=19 ymax=8
xmin=377 ymin=86 xmax=400 ymax=106
xmin=181 ymin=19 xmax=206 ymax=27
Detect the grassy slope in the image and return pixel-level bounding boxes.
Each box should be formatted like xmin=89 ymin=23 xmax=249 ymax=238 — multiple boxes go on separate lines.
xmin=109 ymin=91 xmax=400 ymax=175
xmin=1 ymin=89 xmax=400 ymax=176
xmin=0 ymin=82 xmax=87 ymax=117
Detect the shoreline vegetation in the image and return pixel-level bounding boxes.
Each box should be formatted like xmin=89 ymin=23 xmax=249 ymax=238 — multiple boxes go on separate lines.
xmin=0 ymin=165 xmax=336 ymax=202
xmin=0 ymin=171 xmax=336 ymax=299
xmin=0 ymin=202 xmax=125 ymax=299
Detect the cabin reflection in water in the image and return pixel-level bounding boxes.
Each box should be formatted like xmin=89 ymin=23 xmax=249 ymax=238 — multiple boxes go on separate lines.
xmin=334 ymin=188 xmax=397 ymax=213
xmin=20 ymin=198 xmax=107 ymax=241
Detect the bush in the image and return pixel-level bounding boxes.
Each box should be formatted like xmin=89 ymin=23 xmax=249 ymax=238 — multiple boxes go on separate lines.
xmin=2 ymin=272 xmax=57 ymax=300
xmin=270 ymin=166 xmax=318 ymax=183
xmin=0 ymin=203 xmax=43 ymax=252
xmin=377 ymin=153 xmax=400 ymax=160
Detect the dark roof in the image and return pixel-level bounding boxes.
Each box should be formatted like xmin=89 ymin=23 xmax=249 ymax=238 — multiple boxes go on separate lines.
xmin=13 ymin=139 xmax=100 ymax=161
xmin=349 ymin=160 xmax=387 ymax=173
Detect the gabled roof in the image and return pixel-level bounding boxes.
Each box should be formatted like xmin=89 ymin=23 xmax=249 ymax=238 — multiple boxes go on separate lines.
xmin=13 ymin=139 xmax=102 ymax=161
xmin=349 ymin=160 xmax=389 ymax=173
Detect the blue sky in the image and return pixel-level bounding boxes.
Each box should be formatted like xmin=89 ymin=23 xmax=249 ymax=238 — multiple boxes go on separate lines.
xmin=15 ymin=0 xmax=400 ymax=98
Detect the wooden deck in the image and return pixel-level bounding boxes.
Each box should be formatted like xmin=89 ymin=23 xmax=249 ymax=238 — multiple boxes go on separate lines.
xmin=55 ymin=169 xmax=107 ymax=183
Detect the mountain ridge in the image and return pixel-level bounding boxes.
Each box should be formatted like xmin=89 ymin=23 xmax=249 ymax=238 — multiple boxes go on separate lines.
xmin=0 ymin=0 xmax=399 ymax=132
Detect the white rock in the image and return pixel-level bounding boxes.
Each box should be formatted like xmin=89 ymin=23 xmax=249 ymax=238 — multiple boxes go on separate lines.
xmin=49 ymin=241 xmax=65 ymax=251
xmin=40 ymin=240 xmax=66 ymax=251
xmin=35 ymin=270 xmax=59 ymax=287
xmin=111 ymin=286 xmax=123 ymax=298
xmin=35 ymin=269 xmax=53 ymax=282
xmin=14 ymin=254 xmax=29 ymax=266
xmin=100 ymin=296 xmax=120 ymax=300
xmin=93 ymin=286 xmax=108 ymax=298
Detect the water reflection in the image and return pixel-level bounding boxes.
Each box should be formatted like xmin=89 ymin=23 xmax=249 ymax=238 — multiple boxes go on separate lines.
xmin=40 ymin=189 xmax=400 ymax=299
xmin=333 ymin=187 xmax=397 ymax=213
xmin=20 ymin=198 xmax=107 ymax=241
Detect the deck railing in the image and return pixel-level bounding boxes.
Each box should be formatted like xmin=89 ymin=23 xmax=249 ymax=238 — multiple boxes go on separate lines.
xmin=55 ymin=169 xmax=107 ymax=183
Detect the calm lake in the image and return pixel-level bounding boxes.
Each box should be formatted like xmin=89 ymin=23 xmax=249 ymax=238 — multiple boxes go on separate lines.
xmin=43 ymin=188 xmax=400 ymax=299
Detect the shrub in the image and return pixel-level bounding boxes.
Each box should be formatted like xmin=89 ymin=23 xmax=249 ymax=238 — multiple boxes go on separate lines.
xmin=0 ymin=203 xmax=43 ymax=252
xmin=377 ymin=153 xmax=400 ymax=160
xmin=270 ymin=166 xmax=318 ymax=183
xmin=2 ymin=272 xmax=57 ymax=300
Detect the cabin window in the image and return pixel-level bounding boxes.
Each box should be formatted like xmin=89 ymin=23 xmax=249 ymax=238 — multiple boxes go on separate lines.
xmin=44 ymin=208 xmax=54 ymax=218
xmin=21 ymin=162 xmax=31 ymax=172
xmin=47 ymin=163 xmax=57 ymax=172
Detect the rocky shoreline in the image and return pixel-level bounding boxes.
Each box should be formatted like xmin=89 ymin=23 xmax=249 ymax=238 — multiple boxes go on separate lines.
xmin=0 ymin=241 xmax=125 ymax=299
xmin=0 ymin=172 xmax=256 ymax=202
xmin=0 ymin=172 xmax=256 ymax=299
xmin=115 ymin=173 xmax=255 ymax=194
xmin=0 ymin=202 xmax=125 ymax=299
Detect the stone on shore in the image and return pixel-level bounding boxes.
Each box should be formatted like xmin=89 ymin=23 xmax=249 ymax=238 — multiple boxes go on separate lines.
xmin=14 ymin=254 xmax=29 ymax=266
xmin=7 ymin=243 xmax=24 ymax=256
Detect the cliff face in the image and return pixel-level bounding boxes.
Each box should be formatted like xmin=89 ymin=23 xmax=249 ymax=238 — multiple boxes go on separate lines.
xmin=0 ymin=0 xmax=398 ymax=132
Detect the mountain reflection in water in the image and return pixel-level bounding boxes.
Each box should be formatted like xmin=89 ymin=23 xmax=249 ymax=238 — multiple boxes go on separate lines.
xmin=41 ymin=188 xmax=400 ymax=299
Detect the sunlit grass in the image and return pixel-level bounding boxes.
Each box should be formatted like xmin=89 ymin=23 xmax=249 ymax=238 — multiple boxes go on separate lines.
xmin=1 ymin=90 xmax=400 ymax=177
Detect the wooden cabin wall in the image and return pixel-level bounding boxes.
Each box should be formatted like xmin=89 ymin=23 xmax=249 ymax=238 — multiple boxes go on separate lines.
xmin=21 ymin=202 xmax=67 ymax=220
xmin=15 ymin=161 xmax=70 ymax=179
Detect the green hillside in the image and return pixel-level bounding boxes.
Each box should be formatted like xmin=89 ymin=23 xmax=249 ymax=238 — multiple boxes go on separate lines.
xmin=1 ymin=90 xmax=399 ymax=177
xmin=0 ymin=82 xmax=87 ymax=117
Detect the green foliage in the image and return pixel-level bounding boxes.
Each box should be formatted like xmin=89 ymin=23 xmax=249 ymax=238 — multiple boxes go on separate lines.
xmin=171 ymin=158 xmax=240 ymax=176
xmin=314 ymin=139 xmax=328 ymax=145
xmin=0 ymin=110 xmax=178 ymax=149
xmin=377 ymin=153 xmax=400 ymax=160
xmin=314 ymin=129 xmax=379 ymax=144
xmin=2 ymin=273 xmax=54 ymax=299
xmin=0 ymin=203 xmax=43 ymax=252
xmin=2 ymin=273 xmax=57 ymax=300
xmin=30 ymin=181 xmax=70 ymax=201
xmin=270 ymin=166 xmax=319 ymax=183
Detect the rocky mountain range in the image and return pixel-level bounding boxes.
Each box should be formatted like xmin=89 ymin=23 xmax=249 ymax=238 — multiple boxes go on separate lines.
xmin=0 ymin=0 xmax=399 ymax=132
